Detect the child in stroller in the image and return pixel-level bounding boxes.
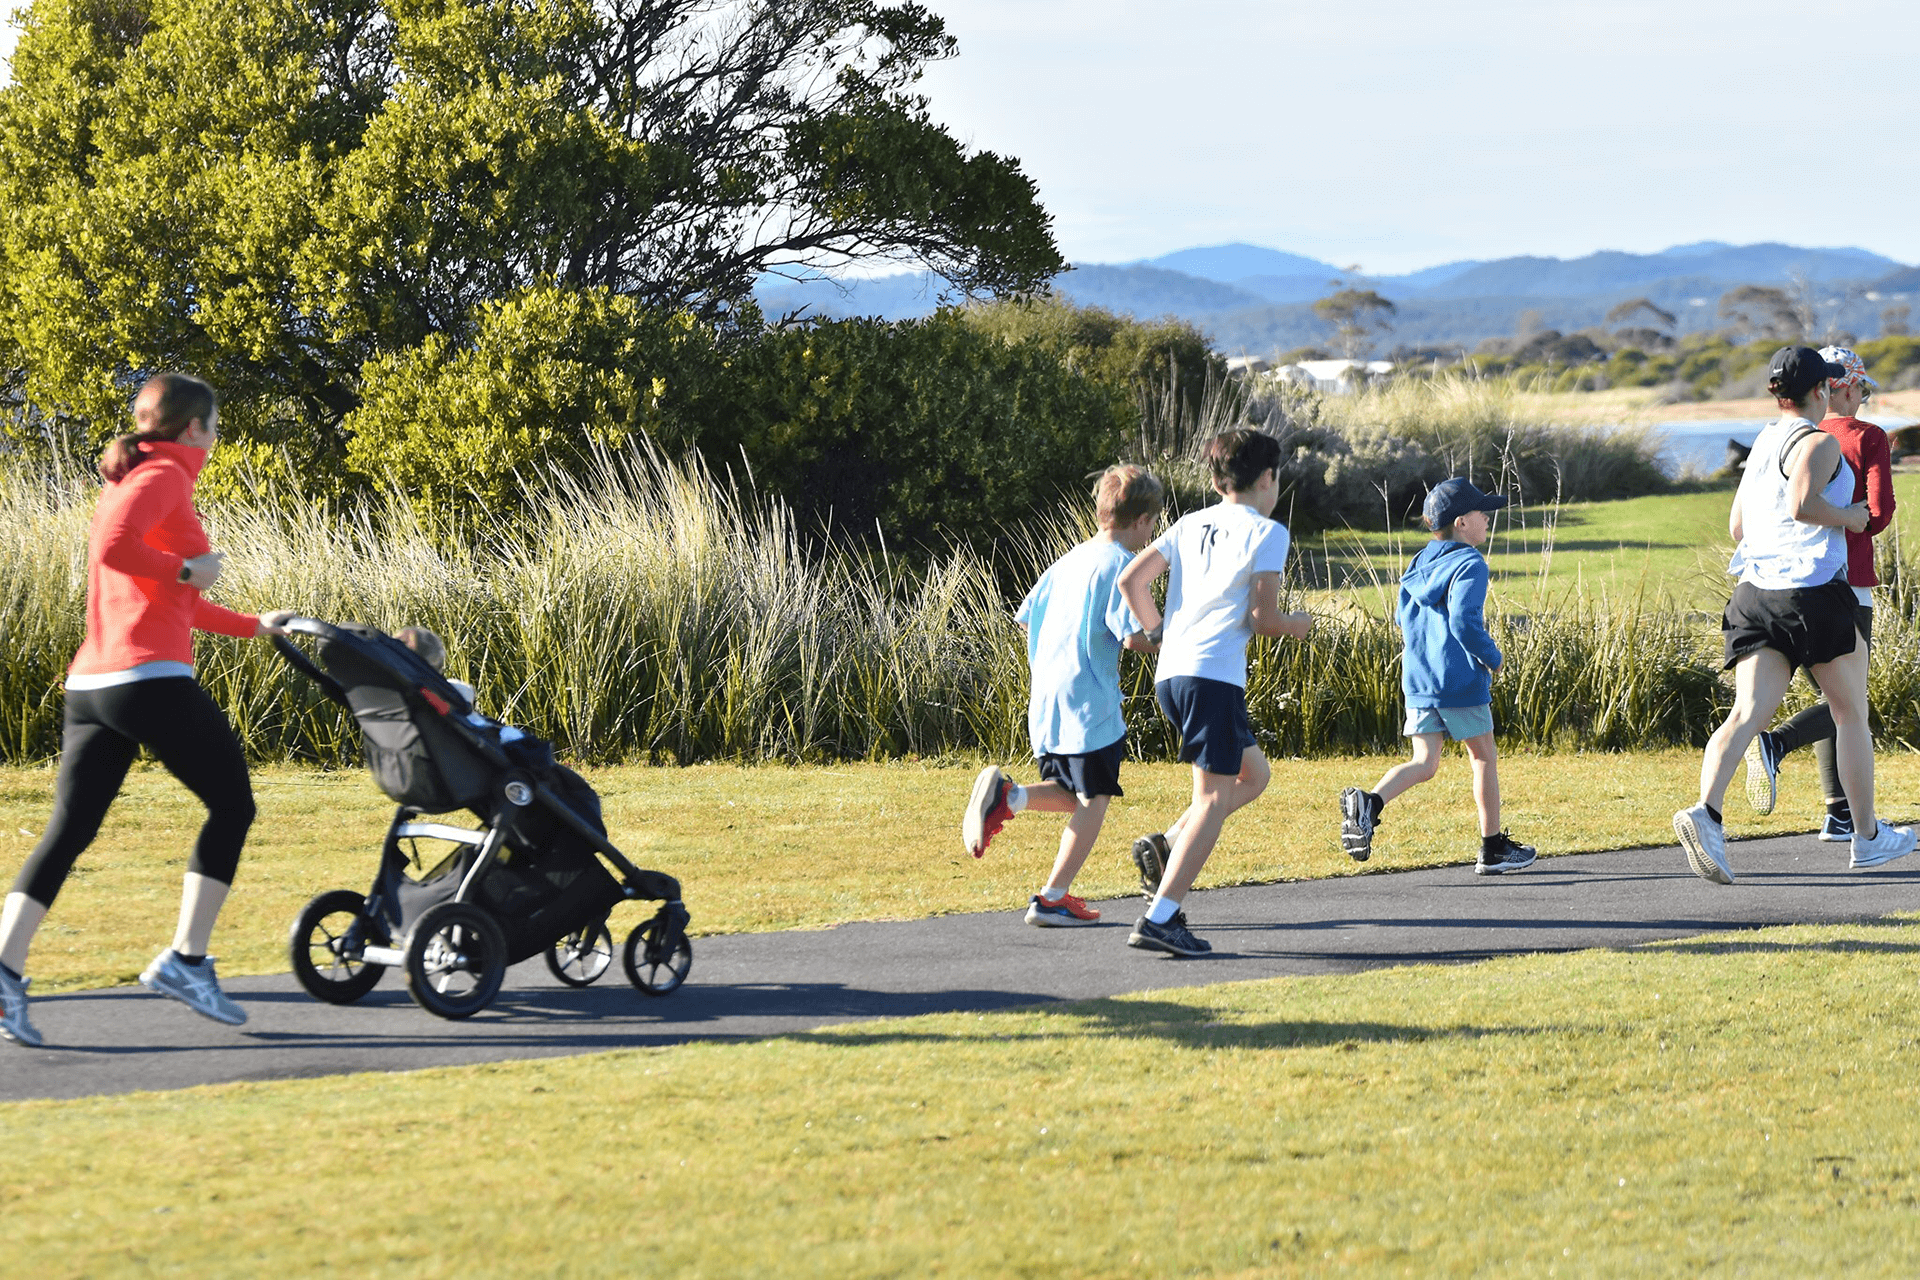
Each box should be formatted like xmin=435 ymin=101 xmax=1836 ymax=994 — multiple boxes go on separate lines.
xmin=275 ymin=618 xmax=691 ymax=1019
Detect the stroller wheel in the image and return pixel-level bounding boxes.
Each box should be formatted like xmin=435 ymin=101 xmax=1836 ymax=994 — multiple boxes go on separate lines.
xmin=290 ymin=890 xmax=386 ymax=1004
xmin=623 ymin=906 xmax=692 ymax=997
xmin=403 ymin=902 xmax=508 ymax=1019
xmin=544 ymin=922 xmax=614 ymax=987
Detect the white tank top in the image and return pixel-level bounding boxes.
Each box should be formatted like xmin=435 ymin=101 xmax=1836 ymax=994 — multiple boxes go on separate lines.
xmin=1727 ymin=417 xmax=1853 ymax=590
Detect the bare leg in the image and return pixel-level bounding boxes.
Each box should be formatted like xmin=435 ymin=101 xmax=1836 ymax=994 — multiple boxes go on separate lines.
xmin=1809 ymin=634 xmax=1877 ymax=838
xmin=1372 ymin=733 xmax=1444 ymax=804
xmin=1042 ymin=795 xmax=1112 ymax=895
xmin=171 ymin=873 xmax=230 ymax=957
xmin=1459 ymin=732 xmax=1501 ymax=836
xmin=1700 ymin=650 xmax=1794 ymax=812
xmin=1157 ymin=747 xmax=1271 ymax=903
xmin=0 ymin=893 xmax=48 ymax=975
xmin=1020 ymin=781 xmax=1079 ymax=814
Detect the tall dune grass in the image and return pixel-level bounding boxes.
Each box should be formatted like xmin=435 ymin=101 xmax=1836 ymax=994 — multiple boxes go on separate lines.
xmin=4 ymin=446 xmax=1917 ymax=767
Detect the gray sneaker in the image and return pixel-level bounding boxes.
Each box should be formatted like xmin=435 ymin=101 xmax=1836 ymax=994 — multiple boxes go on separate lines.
xmin=140 ymin=950 xmax=247 ymax=1026
xmin=0 ymin=965 xmax=43 ymax=1047
xmin=1339 ymin=787 xmax=1376 ymax=861
xmin=1674 ymin=804 xmax=1734 ymax=885
xmin=1131 ymin=832 xmax=1170 ymax=900
xmin=1127 ymin=912 xmax=1212 ymax=957
xmin=1744 ymin=731 xmax=1781 ymax=816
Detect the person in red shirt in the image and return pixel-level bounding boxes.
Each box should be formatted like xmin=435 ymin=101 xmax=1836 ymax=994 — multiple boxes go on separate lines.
xmin=1742 ymin=346 xmax=1895 ymax=841
xmin=0 ymin=374 xmax=294 ymax=1047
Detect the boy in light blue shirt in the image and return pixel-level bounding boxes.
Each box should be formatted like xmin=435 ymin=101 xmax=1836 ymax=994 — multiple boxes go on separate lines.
xmin=962 ymin=464 xmax=1164 ymax=927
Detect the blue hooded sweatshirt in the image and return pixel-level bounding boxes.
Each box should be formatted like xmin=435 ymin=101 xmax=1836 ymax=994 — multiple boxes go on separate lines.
xmin=1397 ymin=538 xmax=1503 ymax=708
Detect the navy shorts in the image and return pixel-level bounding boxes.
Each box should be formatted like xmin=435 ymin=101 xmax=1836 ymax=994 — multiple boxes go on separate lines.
xmin=1037 ymin=737 xmax=1126 ymax=799
xmin=1155 ymin=676 xmax=1256 ymax=776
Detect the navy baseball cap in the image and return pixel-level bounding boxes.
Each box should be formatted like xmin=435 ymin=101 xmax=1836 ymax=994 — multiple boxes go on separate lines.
xmin=1767 ymin=345 xmax=1846 ymax=402
xmin=1423 ymin=477 xmax=1508 ymax=531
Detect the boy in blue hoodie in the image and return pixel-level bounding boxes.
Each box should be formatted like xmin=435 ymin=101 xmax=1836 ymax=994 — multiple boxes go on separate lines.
xmin=1338 ymin=478 xmax=1536 ymax=875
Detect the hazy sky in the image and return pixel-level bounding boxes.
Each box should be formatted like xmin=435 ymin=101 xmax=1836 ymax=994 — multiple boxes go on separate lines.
xmin=6 ymin=1 xmax=1916 ymax=273
xmin=917 ymin=0 xmax=1920 ymax=272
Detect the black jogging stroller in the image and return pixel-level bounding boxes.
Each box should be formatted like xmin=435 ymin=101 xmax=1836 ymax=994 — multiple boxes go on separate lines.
xmin=273 ymin=618 xmax=691 ymax=1019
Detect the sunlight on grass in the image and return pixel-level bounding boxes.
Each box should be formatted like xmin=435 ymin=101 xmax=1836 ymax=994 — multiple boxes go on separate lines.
xmin=7 ymin=917 xmax=1920 ymax=1274
xmin=5 ymin=752 xmax=1919 ymax=993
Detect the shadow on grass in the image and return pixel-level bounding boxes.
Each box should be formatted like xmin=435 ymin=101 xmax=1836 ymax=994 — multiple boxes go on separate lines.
xmin=793 ymin=995 xmax=1528 ymax=1053
xmin=1649 ymin=936 xmax=1920 ymax=957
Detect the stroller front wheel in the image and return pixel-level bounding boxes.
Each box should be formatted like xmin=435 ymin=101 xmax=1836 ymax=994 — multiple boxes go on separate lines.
xmin=290 ymin=890 xmax=387 ymax=1004
xmin=623 ymin=906 xmax=692 ymax=997
xmin=545 ymin=921 xmax=614 ymax=987
xmin=404 ymin=902 xmax=508 ymax=1019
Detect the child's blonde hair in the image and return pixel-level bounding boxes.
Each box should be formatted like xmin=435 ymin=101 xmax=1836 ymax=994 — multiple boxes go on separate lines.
xmin=1093 ymin=464 xmax=1164 ymax=527
xmin=396 ymin=626 xmax=446 ymax=671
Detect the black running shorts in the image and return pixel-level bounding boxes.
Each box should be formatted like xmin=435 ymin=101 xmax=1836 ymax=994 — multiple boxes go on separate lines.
xmin=1036 ymin=737 xmax=1126 ymax=800
xmin=1721 ymin=577 xmax=1860 ymax=672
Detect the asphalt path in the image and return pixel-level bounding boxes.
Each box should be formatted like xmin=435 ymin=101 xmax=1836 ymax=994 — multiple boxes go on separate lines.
xmin=8 ymin=832 xmax=1920 ymax=1102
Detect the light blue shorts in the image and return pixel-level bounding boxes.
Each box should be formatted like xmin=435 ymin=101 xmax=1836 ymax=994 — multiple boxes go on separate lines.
xmin=1403 ymin=704 xmax=1495 ymax=741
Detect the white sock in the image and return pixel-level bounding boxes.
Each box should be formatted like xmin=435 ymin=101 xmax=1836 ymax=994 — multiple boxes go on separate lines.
xmin=1146 ymin=894 xmax=1180 ymax=924
xmin=1007 ymin=784 xmax=1028 ymax=813
xmin=1039 ymin=885 xmax=1066 ymax=903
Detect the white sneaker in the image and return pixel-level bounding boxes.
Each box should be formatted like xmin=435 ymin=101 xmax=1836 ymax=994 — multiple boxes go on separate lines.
xmin=0 ymin=965 xmax=43 ymax=1047
xmin=1850 ymin=821 xmax=1917 ymax=870
xmin=140 ymin=949 xmax=247 ymax=1025
xmin=1674 ymin=804 xmax=1734 ymax=885
xmin=1744 ymin=731 xmax=1781 ymax=815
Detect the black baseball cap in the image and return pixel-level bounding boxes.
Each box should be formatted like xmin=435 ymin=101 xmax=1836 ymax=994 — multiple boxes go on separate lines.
xmin=1423 ymin=477 xmax=1508 ymax=531
xmin=1767 ymin=345 xmax=1846 ymax=402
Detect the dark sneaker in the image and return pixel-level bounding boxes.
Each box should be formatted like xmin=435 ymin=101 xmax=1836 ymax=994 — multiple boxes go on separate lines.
xmin=1818 ymin=812 xmax=1854 ymax=843
xmin=1131 ymin=832 xmax=1170 ymax=899
xmin=0 ymin=966 xmax=43 ymax=1048
xmin=1339 ymin=787 xmax=1375 ymax=861
xmin=1025 ymin=893 xmax=1101 ymax=927
xmin=1127 ymin=912 xmax=1211 ymax=956
xmin=962 ymin=766 xmax=1015 ymax=858
xmin=1674 ymin=804 xmax=1733 ymax=885
xmin=140 ymin=949 xmax=247 ymax=1025
xmin=1475 ymin=832 xmax=1537 ymax=876
xmin=1744 ymin=731 xmax=1782 ymax=816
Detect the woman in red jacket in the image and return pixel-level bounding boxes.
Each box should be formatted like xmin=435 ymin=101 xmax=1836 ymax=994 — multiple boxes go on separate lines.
xmin=0 ymin=374 xmax=292 ymax=1047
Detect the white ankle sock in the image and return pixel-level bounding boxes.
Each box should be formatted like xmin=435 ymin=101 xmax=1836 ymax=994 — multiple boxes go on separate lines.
xmin=1007 ymin=784 xmax=1028 ymax=813
xmin=1146 ymin=895 xmax=1180 ymax=924
xmin=1039 ymin=886 xmax=1066 ymax=903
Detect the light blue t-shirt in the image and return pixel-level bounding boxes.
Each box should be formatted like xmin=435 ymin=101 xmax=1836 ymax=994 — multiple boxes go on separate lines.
xmin=1016 ymin=537 xmax=1140 ymax=756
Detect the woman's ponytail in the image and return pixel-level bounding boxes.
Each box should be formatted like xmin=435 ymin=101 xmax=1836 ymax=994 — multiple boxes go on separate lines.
xmin=98 ymin=373 xmax=219 ymax=483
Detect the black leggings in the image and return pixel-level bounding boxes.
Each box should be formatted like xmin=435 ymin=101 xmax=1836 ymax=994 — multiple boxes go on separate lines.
xmin=1773 ymin=607 xmax=1874 ymax=804
xmin=13 ymin=678 xmax=255 ymax=908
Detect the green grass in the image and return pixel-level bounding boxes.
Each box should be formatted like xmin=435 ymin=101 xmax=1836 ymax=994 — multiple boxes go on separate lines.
xmin=7 ymin=752 xmax=1920 ymax=993
xmin=8 ymin=917 xmax=1920 ymax=1275
xmin=1301 ymin=471 xmax=1920 ymax=612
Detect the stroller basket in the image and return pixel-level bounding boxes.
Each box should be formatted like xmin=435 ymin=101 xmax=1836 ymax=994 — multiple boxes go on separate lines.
xmin=273 ymin=618 xmax=692 ymax=1019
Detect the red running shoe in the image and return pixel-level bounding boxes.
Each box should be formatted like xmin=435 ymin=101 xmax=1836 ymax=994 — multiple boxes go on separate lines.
xmin=963 ymin=765 xmax=1015 ymax=857
xmin=1025 ymin=893 xmax=1100 ymax=927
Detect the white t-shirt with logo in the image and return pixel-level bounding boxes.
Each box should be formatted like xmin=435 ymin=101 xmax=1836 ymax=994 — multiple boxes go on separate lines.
xmin=1149 ymin=501 xmax=1292 ymax=688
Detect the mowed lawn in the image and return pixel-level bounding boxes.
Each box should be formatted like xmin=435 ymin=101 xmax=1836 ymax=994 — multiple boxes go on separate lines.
xmin=6 ymin=917 xmax=1920 ymax=1274
xmin=1298 ymin=469 xmax=1920 ymax=612
xmin=5 ymin=751 xmax=1920 ymax=992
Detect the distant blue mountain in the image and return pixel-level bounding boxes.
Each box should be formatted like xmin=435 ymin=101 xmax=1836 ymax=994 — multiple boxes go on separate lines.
xmin=752 ymin=241 xmax=1918 ymax=355
xmin=1053 ymin=264 xmax=1269 ymax=315
xmin=1140 ymin=243 xmax=1340 ymax=283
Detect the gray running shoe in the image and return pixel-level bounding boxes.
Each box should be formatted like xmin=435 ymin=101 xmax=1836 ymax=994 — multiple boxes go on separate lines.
xmin=1850 ymin=820 xmax=1917 ymax=869
xmin=1744 ymin=731 xmax=1781 ymax=816
xmin=0 ymin=965 xmax=43 ymax=1047
xmin=140 ymin=950 xmax=247 ymax=1026
xmin=1339 ymin=787 xmax=1376 ymax=861
xmin=1674 ymin=804 xmax=1733 ymax=885
xmin=1131 ymin=832 xmax=1170 ymax=899
xmin=1475 ymin=832 xmax=1537 ymax=875
xmin=1127 ymin=912 xmax=1211 ymax=957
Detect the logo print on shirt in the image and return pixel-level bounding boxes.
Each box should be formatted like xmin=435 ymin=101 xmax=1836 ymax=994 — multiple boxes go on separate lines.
xmin=1198 ymin=522 xmax=1222 ymax=569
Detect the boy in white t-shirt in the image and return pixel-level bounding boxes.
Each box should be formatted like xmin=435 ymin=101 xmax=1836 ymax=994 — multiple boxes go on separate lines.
xmin=961 ymin=465 xmax=1165 ymax=926
xmin=1116 ymin=430 xmax=1311 ymax=956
